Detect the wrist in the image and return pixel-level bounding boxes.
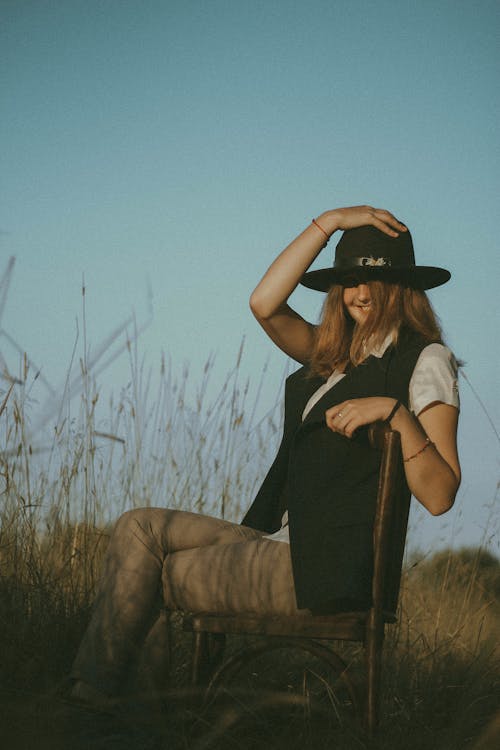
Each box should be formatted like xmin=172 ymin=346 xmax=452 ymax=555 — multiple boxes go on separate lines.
xmin=384 ymin=398 xmax=401 ymax=423
xmin=388 ymin=401 xmax=409 ymax=430
xmin=316 ymin=210 xmax=341 ymax=236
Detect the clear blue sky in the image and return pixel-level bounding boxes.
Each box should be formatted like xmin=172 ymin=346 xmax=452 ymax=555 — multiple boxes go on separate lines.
xmin=1 ymin=0 xmax=499 ymax=553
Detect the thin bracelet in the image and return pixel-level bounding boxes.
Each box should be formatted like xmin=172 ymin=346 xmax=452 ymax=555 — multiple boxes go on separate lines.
xmin=311 ymin=218 xmax=330 ymax=240
xmin=384 ymin=400 xmax=402 ymax=424
xmin=403 ymin=437 xmax=434 ymax=463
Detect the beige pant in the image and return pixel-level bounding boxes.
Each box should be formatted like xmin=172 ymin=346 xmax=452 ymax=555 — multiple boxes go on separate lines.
xmin=71 ymin=508 xmax=303 ymax=694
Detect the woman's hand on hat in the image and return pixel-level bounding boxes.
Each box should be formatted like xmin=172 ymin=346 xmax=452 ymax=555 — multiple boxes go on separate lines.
xmin=325 ymin=397 xmax=401 ymax=438
xmin=322 ymin=206 xmax=407 ymax=238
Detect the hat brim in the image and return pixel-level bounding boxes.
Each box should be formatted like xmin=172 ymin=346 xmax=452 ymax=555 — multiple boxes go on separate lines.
xmin=300 ymin=265 xmax=451 ymax=292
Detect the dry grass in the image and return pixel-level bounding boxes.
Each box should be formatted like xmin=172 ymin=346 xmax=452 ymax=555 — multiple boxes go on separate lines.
xmin=0 ymin=278 xmax=499 ymax=748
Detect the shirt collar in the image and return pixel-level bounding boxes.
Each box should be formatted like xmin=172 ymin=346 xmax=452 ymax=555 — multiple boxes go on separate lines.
xmin=365 ymin=332 xmax=395 ymax=359
xmin=327 ymin=332 xmax=395 ymax=382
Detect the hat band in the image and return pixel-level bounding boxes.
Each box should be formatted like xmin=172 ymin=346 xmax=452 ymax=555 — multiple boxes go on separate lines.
xmin=336 ymin=256 xmax=393 ymax=269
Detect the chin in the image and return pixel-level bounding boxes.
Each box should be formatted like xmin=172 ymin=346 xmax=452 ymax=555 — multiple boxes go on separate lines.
xmin=349 ymin=310 xmax=371 ymax=325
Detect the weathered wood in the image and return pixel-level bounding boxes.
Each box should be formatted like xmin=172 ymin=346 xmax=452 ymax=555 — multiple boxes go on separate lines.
xmin=184 ymin=612 xmax=367 ymax=640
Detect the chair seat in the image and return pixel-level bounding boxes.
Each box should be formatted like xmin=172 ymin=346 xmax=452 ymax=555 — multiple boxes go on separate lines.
xmin=184 ymin=611 xmax=369 ymax=641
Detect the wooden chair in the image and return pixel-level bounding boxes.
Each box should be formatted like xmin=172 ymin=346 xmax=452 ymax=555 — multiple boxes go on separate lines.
xmin=183 ymin=422 xmax=410 ymax=735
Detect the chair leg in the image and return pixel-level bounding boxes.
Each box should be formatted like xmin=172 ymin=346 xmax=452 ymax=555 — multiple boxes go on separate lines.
xmin=191 ymin=632 xmax=227 ymax=688
xmin=208 ymin=632 xmax=226 ymax=676
xmin=365 ymin=620 xmax=384 ymax=736
xmin=191 ymin=631 xmax=210 ymax=686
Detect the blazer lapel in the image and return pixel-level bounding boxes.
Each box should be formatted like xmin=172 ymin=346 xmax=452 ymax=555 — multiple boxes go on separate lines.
xmin=299 ymin=369 xmax=356 ymax=429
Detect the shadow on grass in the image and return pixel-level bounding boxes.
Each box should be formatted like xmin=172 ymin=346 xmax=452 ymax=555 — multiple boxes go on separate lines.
xmin=1 ymin=622 xmax=499 ymax=750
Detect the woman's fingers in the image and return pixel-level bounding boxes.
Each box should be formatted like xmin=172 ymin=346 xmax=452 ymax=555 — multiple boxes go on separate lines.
xmin=371 ymin=209 xmax=407 ymax=236
xmin=326 ymin=398 xmax=396 ymax=438
xmin=326 ymin=404 xmax=357 ymax=437
xmin=370 ymin=216 xmax=399 ymax=237
xmin=330 ymin=414 xmax=357 ymax=438
xmin=331 ymin=206 xmax=407 ymax=235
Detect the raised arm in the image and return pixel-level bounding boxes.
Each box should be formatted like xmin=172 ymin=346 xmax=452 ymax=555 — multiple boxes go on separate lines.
xmin=249 ymin=206 xmax=406 ymax=363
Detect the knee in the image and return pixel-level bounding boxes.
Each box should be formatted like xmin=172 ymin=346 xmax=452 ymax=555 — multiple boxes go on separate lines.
xmin=112 ymin=508 xmax=158 ymax=540
xmin=113 ymin=507 xmax=177 ymax=546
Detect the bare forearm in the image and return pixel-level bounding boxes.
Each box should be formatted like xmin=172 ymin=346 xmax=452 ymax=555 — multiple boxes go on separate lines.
xmin=249 ymin=212 xmax=338 ymax=320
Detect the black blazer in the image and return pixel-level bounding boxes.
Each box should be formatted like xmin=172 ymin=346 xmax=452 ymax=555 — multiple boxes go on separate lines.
xmin=242 ymin=330 xmax=427 ymax=611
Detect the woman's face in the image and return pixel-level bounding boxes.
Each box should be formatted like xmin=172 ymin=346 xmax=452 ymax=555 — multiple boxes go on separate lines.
xmin=342 ymin=283 xmax=372 ymax=325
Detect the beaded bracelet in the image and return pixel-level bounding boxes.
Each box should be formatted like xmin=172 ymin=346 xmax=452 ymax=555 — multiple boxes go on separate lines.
xmin=403 ymin=437 xmax=434 ymax=463
xmin=311 ymin=218 xmax=330 ymax=240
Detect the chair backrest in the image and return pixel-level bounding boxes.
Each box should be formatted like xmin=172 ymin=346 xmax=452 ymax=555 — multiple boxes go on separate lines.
xmin=368 ymin=422 xmax=411 ymax=622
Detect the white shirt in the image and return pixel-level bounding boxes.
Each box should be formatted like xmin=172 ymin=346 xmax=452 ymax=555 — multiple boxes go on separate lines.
xmin=265 ymin=340 xmax=459 ymax=544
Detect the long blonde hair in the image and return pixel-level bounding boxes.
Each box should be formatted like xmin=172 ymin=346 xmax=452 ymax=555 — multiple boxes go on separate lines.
xmin=310 ymin=281 xmax=443 ymax=377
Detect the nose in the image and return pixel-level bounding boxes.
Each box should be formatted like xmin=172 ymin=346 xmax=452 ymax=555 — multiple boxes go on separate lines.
xmin=356 ymin=284 xmax=371 ymax=303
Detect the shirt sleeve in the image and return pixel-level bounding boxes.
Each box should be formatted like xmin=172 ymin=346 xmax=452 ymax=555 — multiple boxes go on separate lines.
xmin=409 ymin=343 xmax=460 ymax=416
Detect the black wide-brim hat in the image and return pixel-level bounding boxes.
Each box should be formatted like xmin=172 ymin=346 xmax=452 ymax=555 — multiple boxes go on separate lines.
xmin=301 ymin=225 xmax=451 ymax=292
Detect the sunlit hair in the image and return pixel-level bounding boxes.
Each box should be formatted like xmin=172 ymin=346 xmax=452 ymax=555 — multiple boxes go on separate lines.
xmin=310 ymin=280 xmax=443 ymax=377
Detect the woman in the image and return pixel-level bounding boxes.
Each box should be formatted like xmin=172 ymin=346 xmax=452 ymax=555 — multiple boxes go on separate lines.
xmin=70 ymin=205 xmax=460 ymax=706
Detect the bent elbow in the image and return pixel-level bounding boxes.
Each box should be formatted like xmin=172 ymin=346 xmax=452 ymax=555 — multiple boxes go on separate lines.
xmin=429 ymin=497 xmax=455 ymax=516
xmin=249 ymin=290 xmax=271 ymax=321
xmin=427 ymin=477 xmax=460 ymax=516
xmin=413 ymin=463 xmax=461 ymax=516
xmin=249 ymin=291 xmax=260 ymax=316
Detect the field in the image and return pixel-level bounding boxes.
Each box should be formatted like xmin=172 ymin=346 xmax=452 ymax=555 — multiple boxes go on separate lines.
xmin=0 ymin=335 xmax=499 ymax=749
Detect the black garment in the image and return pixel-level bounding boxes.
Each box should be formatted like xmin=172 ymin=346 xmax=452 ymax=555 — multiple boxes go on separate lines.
xmin=242 ymin=330 xmax=427 ymax=611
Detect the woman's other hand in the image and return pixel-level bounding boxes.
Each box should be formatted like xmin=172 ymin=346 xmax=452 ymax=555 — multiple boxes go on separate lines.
xmin=325 ymin=397 xmax=396 ymax=438
xmin=321 ymin=206 xmax=407 ymax=238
